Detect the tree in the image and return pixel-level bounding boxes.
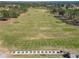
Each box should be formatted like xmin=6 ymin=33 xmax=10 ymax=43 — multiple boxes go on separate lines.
xmin=58 ymin=8 xmax=65 ymax=16
xmin=8 ymin=10 xmax=20 ymax=18
xmin=0 ymin=10 xmax=9 ymax=18
xmin=19 ymin=4 xmax=28 ymax=13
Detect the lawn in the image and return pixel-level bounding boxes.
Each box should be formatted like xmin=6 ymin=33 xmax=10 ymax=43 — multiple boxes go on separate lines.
xmin=0 ymin=8 xmax=79 ymax=51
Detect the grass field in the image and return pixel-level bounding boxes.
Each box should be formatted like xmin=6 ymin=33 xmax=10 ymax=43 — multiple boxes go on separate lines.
xmin=0 ymin=8 xmax=79 ymax=51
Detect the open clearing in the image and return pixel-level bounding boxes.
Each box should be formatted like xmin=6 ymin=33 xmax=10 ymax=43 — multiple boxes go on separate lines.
xmin=0 ymin=8 xmax=79 ymax=52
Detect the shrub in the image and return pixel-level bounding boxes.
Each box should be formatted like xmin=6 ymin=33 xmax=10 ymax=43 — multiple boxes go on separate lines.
xmin=55 ymin=20 xmax=63 ymax=24
xmin=0 ymin=10 xmax=9 ymax=18
xmin=63 ymin=27 xmax=76 ymax=32
xmin=0 ymin=10 xmax=20 ymax=18
xmin=8 ymin=10 xmax=20 ymax=18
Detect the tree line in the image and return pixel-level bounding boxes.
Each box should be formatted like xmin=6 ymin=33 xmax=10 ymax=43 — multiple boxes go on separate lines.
xmin=46 ymin=3 xmax=79 ymax=26
xmin=0 ymin=3 xmax=29 ymax=21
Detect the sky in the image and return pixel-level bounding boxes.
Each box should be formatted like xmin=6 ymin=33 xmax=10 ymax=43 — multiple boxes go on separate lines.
xmin=0 ymin=0 xmax=79 ymax=1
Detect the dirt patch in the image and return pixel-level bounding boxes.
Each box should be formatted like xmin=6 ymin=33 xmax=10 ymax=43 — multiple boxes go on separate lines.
xmin=30 ymin=33 xmax=55 ymax=40
xmin=0 ymin=40 xmax=11 ymax=58
xmin=0 ymin=12 xmax=27 ymax=25
xmin=0 ymin=48 xmax=10 ymax=58
xmin=39 ymin=27 xmax=51 ymax=30
xmin=0 ymin=18 xmax=16 ymax=25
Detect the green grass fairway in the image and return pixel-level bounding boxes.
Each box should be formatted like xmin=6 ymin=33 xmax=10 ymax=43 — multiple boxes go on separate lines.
xmin=0 ymin=8 xmax=79 ymax=51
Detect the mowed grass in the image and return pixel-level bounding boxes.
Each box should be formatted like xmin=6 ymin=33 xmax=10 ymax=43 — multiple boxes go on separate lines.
xmin=0 ymin=8 xmax=79 ymax=50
